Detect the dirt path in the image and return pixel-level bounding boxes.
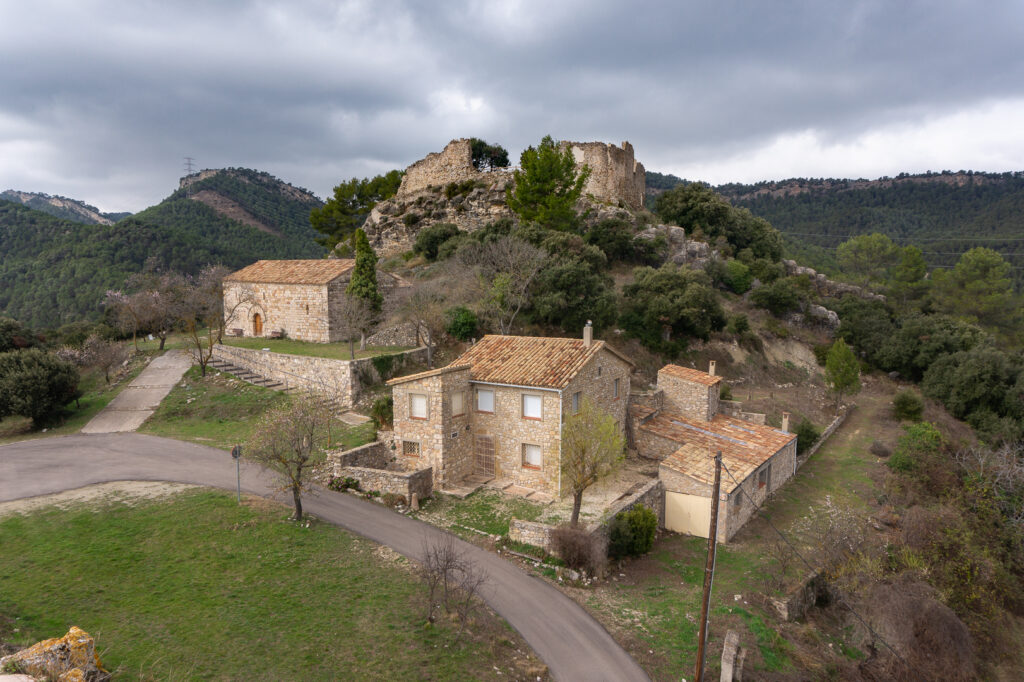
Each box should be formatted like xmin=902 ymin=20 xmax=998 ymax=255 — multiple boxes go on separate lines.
xmin=81 ymin=350 xmax=192 ymax=433
xmin=0 ymin=433 xmax=649 ymax=682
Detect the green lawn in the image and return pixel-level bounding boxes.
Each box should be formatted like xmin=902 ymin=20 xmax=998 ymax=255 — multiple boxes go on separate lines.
xmin=0 ymin=353 xmax=152 ymax=445
xmin=0 ymin=490 xmax=539 ymax=680
xmin=223 ymin=337 xmax=412 ymax=361
xmin=414 ymin=489 xmax=547 ymax=537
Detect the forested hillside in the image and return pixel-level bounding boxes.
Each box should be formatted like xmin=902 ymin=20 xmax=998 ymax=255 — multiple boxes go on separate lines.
xmin=0 ymin=190 xmax=130 ymax=224
xmin=717 ymin=172 xmax=1024 ymax=284
xmin=0 ymin=169 xmax=325 ymax=328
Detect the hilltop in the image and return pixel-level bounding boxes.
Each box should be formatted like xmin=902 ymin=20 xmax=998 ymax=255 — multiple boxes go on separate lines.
xmin=0 ymin=189 xmax=132 ymax=224
xmin=0 ymin=168 xmax=325 ymax=328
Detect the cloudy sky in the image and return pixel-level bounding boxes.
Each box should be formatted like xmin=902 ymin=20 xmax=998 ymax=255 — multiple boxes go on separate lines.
xmin=2 ymin=0 xmax=1023 ymax=212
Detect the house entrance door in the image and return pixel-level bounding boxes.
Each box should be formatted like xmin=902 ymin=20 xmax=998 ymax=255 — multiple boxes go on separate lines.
xmin=474 ymin=435 xmax=495 ymax=477
xmin=253 ymin=313 xmax=263 ymax=336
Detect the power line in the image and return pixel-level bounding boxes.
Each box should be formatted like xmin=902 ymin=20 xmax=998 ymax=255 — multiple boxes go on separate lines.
xmin=720 ymin=460 xmax=909 ymax=670
xmin=784 ymin=231 xmax=1024 ymax=242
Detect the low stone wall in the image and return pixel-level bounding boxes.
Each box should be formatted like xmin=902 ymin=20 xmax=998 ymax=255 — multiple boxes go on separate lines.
xmin=339 ymin=465 xmax=433 ymax=502
xmin=366 ymin=322 xmax=421 ymax=347
xmin=798 ymin=407 xmax=853 ymax=468
xmin=509 ymin=519 xmax=555 ymax=551
xmin=718 ymin=400 xmax=767 ymax=424
xmin=213 ymin=344 xmax=427 ymax=408
xmin=331 ymin=441 xmax=391 ymax=469
xmin=769 ymin=571 xmax=829 ymax=622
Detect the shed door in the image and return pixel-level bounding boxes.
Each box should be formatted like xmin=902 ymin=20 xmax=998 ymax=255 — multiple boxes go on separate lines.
xmin=474 ymin=435 xmax=495 ymax=477
xmin=253 ymin=312 xmax=263 ymax=336
xmin=665 ymin=492 xmax=712 ymax=538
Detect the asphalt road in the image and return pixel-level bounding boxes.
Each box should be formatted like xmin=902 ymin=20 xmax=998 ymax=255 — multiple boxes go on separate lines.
xmin=0 ymin=433 xmax=650 ymax=682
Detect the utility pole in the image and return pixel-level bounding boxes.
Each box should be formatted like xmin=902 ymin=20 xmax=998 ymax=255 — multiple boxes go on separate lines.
xmin=695 ymin=451 xmax=722 ymax=682
xmin=183 ymin=157 xmax=196 ymax=176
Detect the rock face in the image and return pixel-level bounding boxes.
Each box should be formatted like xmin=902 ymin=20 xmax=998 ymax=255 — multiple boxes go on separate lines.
xmin=636 ymin=224 xmax=711 ymax=267
xmin=360 ymin=138 xmax=648 ymax=257
xmin=782 ymin=260 xmax=886 ymax=302
xmin=0 ymin=626 xmax=108 ymax=682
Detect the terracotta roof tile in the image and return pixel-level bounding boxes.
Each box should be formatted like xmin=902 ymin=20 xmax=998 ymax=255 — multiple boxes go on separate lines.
xmin=659 ymin=364 xmax=722 ymax=386
xmin=224 ymin=259 xmax=355 ymax=285
xmin=648 ymin=411 xmax=795 ymax=492
xmin=452 ymin=335 xmax=623 ymax=389
xmin=386 ymin=364 xmax=471 ymax=386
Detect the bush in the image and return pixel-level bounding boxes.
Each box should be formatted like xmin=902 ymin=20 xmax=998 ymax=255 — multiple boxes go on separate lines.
xmin=371 ymin=353 xmax=399 ymax=380
xmin=370 ymin=396 xmax=393 ymax=430
xmin=893 ymin=389 xmax=924 ymax=421
xmin=869 ymin=440 xmax=892 ymax=458
xmin=381 ymin=492 xmax=407 ymax=508
xmin=412 ymin=222 xmax=460 ymax=261
xmin=794 ymin=418 xmax=821 ymax=456
xmin=0 ymin=349 xmax=80 ymax=423
xmin=750 ymin=278 xmax=803 ymax=317
xmin=719 ymin=384 xmax=733 ymax=401
xmin=812 ymin=343 xmax=831 ymax=366
xmin=444 ymin=306 xmax=478 ymax=341
xmin=402 ymin=212 xmax=420 ymax=227
xmin=608 ymin=505 xmax=658 ymax=559
xmin=888 ymin=422 xmax=944 ymax=474
xmin=726 ymin=314 xmax=750 ymax=336
xmin=550 ymin=524 xmax=607 ymax=574
xmin=328 ymin=476 xmax=360 ymax=492
xmin=723 ymin=259 xmax=753 ymax=294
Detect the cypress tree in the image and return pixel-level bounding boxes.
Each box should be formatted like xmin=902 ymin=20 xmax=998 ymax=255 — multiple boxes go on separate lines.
xmin=347 ymin=228 xmax=382 ymax=312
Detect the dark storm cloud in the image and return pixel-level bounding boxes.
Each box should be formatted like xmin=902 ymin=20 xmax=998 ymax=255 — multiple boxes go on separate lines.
xmin=1 ymin=0 xmax=1023 ymax=211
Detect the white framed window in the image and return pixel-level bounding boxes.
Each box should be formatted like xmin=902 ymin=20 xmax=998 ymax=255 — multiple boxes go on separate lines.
xmin=403 ymin=441 xmax=420 ymax=457
xmin=522 ymin=443 xmax=542 ymax=469
xmin=409 ymin=393 xmax=428 ymax=420
xmin=476 ymin=388 xmax=495 ymax=413
xmin=572 ymin=391 xmax=581 ymax=414
xmin=522 ymin=393 xmax=542 ymax=420
xmin=451 ymin=391 xmax=465 ymax=416
xmin=613 ymin=377 xmax=620 ymax=399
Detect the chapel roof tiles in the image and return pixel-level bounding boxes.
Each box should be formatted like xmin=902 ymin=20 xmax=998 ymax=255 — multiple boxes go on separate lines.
xmin=223 ymin=259 xmax=355 ymax=285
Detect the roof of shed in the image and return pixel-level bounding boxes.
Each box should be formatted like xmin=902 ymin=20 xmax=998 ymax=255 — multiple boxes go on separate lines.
xmin=648 ymin=411 xmax=795 ymax=493
xmin=223 ymin=259 xmax=355 ymax=285
xmin=450 ymin=334 xmax=632 ymax=390
xmin=658 ymin=364 xmax=722 ymax=386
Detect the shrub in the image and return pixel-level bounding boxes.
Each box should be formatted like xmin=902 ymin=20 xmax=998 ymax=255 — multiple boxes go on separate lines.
xmin=888 ymin=422 xmax=944 ymax=474
xmin=726 ymin=314 xmax=750 ymax=336
xmin=719 ymin=384 xmax=733 ymax=401
xmin=402 ymin=212 xmax=420 ymax=227
xmin=381 ymin=492 xmax=407 ymax=508
xmin=750 ymin=277 xmax=803 ymax=317
xmin=550 ymin=524 xmax=607 ymax=574
xmin=608 ymin=505 xmax=658 ymax=559
xmin=812 ymin=343 xmax=831 ymax=366
xmin=444 ymin=306 xmax=478 ymax=341
xmin=328 ymin=476 xmax=360 ymax=492
xmin=869 ymin=440 xmax=892 ymax=458
xmin=370 ymin=396 xmax=393 ymax=429
xmin=412 ymin=222 xmax=460 ymax=260
xmin=0 ymin=349 xmax=80 ymax=423
xmin=794 ymin=418 xmax=821 ymax=456
xmin=723 ymin=259 xmax=753 ymax=294
xmin=371 ymin=353 xmax=399 ymax=380
xmin=893 ymin=389 xmax=924 ymax=421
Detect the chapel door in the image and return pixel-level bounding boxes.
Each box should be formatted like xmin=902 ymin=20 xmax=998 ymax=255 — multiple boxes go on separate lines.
xmin=474 ymin=435 xmax=495 ymax=477
xmin=253 ymin=312 xmax=263 ymax=336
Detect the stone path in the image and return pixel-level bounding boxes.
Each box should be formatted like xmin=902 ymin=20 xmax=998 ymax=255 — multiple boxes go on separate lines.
xmin=81 ymin=351 xmax=192 ymax=433
xmin=0 ymin=433 xmax=650 ymax=682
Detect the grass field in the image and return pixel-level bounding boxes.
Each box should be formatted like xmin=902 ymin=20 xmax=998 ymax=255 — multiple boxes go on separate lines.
xmin=0 ymin=353 xmax=152 ymax=445
xmin=0 ymin=490 xmax=542 ymax=680
xmin=222 ymin=337 xmax=411 ymax=361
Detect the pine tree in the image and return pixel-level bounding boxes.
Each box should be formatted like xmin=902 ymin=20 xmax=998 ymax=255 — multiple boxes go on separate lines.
xmin=825 ymin=338 xmax=861 ymax=412
xmin=506 ymin=135 xmax=590 ymax=231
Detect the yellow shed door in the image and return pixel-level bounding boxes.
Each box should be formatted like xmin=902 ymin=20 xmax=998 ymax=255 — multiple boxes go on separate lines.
xmin=665 ymin=492 xmax=712 ymax=538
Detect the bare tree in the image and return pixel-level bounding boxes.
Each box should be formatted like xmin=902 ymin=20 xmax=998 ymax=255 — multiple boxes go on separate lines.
xmin=179 ymin=265 xmax=232 ymax=376
xmin=955 ymin=442 xmax=1024 ymax=528
xmin=127 ymin=269 xmax=188 ymax=350
xmin=418 ymin=533 xmax=488 ymax=633
xmin=81 ymin=334 xmax=129 ymax=383
xmin=397 ymin=282 xmax=449 ymax=368
xmin=103 ymin=289 xmax=146 ymax=349
xmin=456 ymin=236 xmax=545 ymax=335
xmin=244 ymin=400 xmax=331 ymax=521
xmin=561 ymin=397 xmax=625 ymax=526
xmin=334 ymin=292 xmax=377 ymax=360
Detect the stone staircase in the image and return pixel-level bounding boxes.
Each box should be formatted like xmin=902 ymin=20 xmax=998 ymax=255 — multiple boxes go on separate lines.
xmin=209 ymin=357 xmax=347 ymax=414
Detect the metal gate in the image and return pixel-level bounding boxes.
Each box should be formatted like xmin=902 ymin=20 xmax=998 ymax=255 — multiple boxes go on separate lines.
xmin=474 ymin=435 xmax=495 ymax=477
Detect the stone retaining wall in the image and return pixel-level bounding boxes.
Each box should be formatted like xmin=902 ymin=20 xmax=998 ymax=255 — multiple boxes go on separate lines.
xmin=338 ymin=465 xmax=433 ymax=502
xmin=508 ymin=519 xmax=555 ymax=550
xmin=332 ymin=441 xmax=391 ymax=468
xmin=798 ymin=407 xmax=852 ymax=468
xmin=213 ymin=344 xmax=427 ymax=408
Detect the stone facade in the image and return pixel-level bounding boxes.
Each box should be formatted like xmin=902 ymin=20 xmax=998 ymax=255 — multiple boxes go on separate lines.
xmin=212 ymin=344 xmax=427 ymax=409
xmin=659 ymin=440 xmax=797 ymax=542
xmin=390 ymin=344 xmax=632 ymax=496
xmin=564 ymin=141 xmax=646 ymax=210
xmin=397 ymin=139 xmax=511 ymax=197
xmin=338 ymin=465 xmax=433 ymax=502
xmin=659 ymin=367 xmax=720 ymax=422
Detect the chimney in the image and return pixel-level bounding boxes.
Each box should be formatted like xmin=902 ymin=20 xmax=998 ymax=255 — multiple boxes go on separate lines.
xmin=708 ymin=360 xmax=716 ymax=377
xmin=782 ymin=412 xmax=790 ymax=433
xmin=583 ymin=320 xmax=593 ymax=348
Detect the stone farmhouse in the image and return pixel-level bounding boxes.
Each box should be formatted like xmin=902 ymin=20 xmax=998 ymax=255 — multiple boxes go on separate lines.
xmin=631 ymin=363 xmax=797 ymax=542
xmin=222 ymin=259 xmax=407 ymax=343
xmin=386 ymin=326 xmax=634 ymax=496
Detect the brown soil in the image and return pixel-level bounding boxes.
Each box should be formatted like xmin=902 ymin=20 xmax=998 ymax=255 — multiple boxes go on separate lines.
xmin=189 ymin=190 xmax=280 ymax=235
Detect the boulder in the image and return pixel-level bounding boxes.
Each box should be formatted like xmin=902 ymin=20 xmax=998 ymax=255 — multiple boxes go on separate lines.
xmin=0 ymin=627 xmax=107 ymax=682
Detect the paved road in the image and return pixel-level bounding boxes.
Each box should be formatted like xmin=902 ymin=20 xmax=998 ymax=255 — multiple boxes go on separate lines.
xmin=81 ymin=351 xmax=192 ymax=433
xmin=0 ymin=433 xmax=650 ymax=682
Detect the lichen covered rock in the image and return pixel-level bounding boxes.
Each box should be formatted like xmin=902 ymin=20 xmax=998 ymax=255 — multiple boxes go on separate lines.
xmin=0 ymin=626 xmax=108 ymax=682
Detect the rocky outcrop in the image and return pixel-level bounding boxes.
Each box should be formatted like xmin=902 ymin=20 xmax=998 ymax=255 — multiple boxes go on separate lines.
xmin=636 ymin=224 xmax=712 ymax=267
xmin=782 ymin=260 xmax=886 ymax=301
xmin=0 ymin=626 xmax=108 ymax=681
